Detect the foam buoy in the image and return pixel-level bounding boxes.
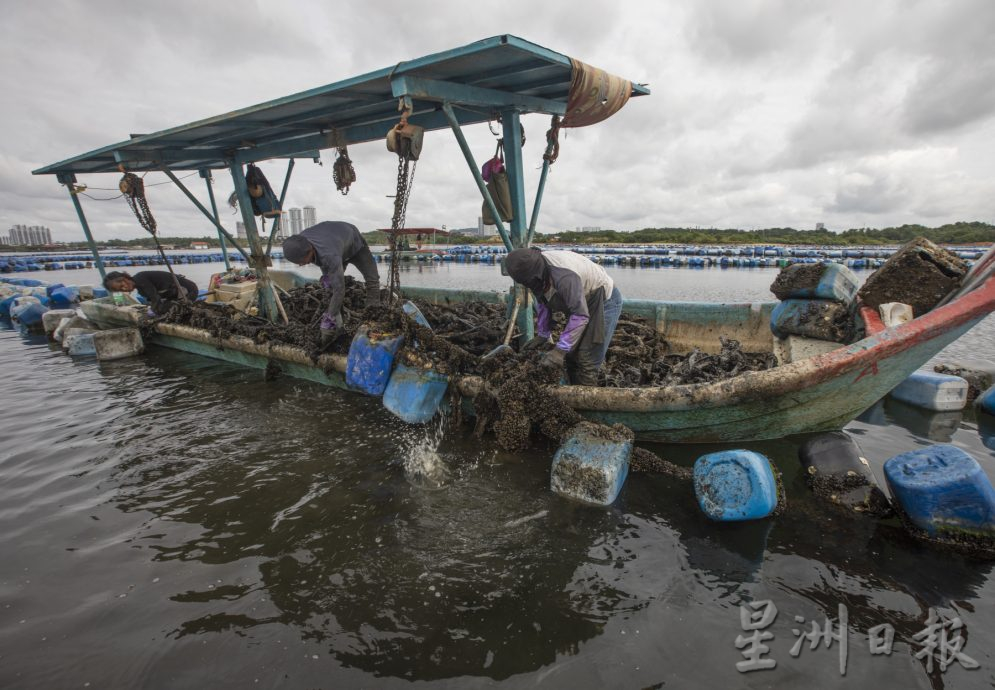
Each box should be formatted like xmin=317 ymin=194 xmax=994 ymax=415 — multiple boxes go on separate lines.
xmin=884 ymin=445 xmax=995 ymax=539
xmin=798 ymin=432 xmax=890 ymax=515
xmin=551 ymin=422 xmax=633 ymax=506
xmin=890 ymin=371 xmax=968 ymax=411
xmin=382 ymin=361 xmax=449 ymax=423
xmin=693 ymin=450 xmax=778 ymax=521
xmin=345 ymin=325 xmax=404 ymax=396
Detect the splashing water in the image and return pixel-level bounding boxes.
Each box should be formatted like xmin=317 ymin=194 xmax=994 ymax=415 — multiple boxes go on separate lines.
xmin=402 ymin=416 xmax=451 ymax=489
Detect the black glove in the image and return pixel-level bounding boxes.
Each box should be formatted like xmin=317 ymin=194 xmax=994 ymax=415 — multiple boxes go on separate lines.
xmin=522 ymin=335 xmax=552 ymax=352
xmin=539 ymin=348 xmax=566 ymax=372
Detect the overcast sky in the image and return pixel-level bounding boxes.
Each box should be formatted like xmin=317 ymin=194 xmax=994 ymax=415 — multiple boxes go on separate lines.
xmin=3 ymin=0 xmax=994 ymax=241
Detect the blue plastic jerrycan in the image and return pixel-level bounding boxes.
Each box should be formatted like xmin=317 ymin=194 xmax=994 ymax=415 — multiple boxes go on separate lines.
xmin=383 ymin=362 xmax=449 ymax=424
xmin=345 ymin=325 xmax=404 ymax=396
xmin=551 ymin=422 xmax=633 ymax=505
xmin=693 ymin=450 xmax=779 ymax=521
xmin=884 ymin=444 xmax=995 ymax=539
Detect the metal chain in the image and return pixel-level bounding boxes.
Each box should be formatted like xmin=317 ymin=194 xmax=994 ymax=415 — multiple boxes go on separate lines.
xmin=386 ymin=153 xmax=417 ymax=303
xmin=119 ymin=172 xmax=187 ymax=300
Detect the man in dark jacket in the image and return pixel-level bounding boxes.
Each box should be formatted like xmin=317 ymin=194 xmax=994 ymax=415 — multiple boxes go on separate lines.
xmin=103 ymin=270 xmax=198 ymax=314
xmin=282 ymin=221 xmax=381 ymax=344
xmin=505 ymin=247 xmax=623 ymax=386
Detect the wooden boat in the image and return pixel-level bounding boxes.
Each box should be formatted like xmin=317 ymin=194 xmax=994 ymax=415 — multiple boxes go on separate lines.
xmin=81 ymin=268 xmax=995 ymax=444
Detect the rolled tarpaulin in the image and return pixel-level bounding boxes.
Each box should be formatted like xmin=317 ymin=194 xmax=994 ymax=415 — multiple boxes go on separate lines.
xmin=561 ymin=58 xmax=633 ymax=128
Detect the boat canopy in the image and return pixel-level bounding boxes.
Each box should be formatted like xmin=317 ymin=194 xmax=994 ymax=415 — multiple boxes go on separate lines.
xmin=32 ymin=35 xmax=647 ymax=328
xmin=33 ymin=35 xmax=648 ymax=176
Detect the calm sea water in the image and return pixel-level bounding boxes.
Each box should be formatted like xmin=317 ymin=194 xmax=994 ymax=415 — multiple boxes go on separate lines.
xmin=1 ymin=258 xmax=994 ymax=689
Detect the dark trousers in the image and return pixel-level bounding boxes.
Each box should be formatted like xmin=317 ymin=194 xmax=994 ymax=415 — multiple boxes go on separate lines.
xmin=566 ymin=286 xmax=623 ymax=386
xmin=348 ymin=243 xmax=381 ymax=306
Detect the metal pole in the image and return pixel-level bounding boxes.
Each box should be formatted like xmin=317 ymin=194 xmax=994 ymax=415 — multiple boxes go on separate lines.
xmin=441 ymin=103 xmax=513 ymax=252
xmin=159 ymin=168 xmax=251 ymax=262
xmin=229 ymin=162 xmax=278 ymax=321
xmin=266 ymin=158 xmax=295 ymax=256
xmin=58 ymin=174 xmax=106 ymax=280
xmin=200 ymin=169 xmax=230 ymax=271
xmin=500 ymin=109 xmax=534 ymax=342
xmin=527 ymin=158 xmax=551 ymax=246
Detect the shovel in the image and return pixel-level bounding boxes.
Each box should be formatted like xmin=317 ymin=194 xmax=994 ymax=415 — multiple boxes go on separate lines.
xmin=482 ymin=294 xmax=521 ymax=360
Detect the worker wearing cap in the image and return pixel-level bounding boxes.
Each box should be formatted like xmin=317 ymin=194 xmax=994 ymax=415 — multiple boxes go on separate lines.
xmin=504 ymin=247 xmax=622 ymax=386
xmin=282 ymin=221 xmax=381 ymax=345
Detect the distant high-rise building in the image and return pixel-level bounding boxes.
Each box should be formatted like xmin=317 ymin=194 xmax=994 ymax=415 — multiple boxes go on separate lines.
xmin=7 ymin=224 xmax=51 ymax=245
xmin=289 ymin=208 xmax=303 ymax=235
xmin=236 ymin=221 xmax=247 ymax=240
xmin=302 ymin=205 xmax=317 ymax=229
xmin=815 ymin=222 xmax=826 ymax=231
xmin=275 ymin=211 xmax=291 ymax=240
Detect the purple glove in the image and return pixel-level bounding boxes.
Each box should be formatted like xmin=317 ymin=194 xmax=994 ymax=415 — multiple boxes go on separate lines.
xmin=320 ymin=274 xmax=332 ymax=289
xmin=320 ymin=313 xmax=337 ymax=330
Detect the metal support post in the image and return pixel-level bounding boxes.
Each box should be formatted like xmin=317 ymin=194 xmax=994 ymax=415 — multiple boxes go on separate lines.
xmin=160 ymin=168 xmax=251 ymax=262
xmin=199 ymin=169 xmax=230 ymax=270
xmin=57 ymin=173 xmax=106 ymax=280
xmin=266 ymin=158 xmax=295 ymax=256
xmin=501 ymin=109 xmax=534 ymax=341
xmin=229 ymin=163 xmax=278 ymax=321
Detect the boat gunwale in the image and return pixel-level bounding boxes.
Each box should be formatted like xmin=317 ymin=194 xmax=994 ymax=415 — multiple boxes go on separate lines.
xmin=87 ymin=274 xmax=995 ymax=415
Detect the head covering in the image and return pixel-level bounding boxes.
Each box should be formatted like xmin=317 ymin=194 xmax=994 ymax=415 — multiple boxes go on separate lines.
xmin=282 ymin=235 xmax=314 ymax=264
xmin=102 ymin=271 xmax=131 ymax=289
xmin=505 ymin=248 xmax=548 ymax=293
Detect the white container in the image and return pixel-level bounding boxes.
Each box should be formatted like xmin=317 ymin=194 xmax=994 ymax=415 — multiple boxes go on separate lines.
xmin=890 ymin=371 xmax=969 ymax=411
xmin=879 ymin=302 xmax=913 ymax=327
xmin=65 ymin=333 xmax=97 ymax=356
xmin=42 ymin=309 xmax=77 ymax=336
xmin=93 ymin=328 xmax=144 ymax=361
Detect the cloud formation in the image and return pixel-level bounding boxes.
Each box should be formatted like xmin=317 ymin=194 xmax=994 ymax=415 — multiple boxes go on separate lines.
xmin=2 ymin=0 xmax=993 ymax=241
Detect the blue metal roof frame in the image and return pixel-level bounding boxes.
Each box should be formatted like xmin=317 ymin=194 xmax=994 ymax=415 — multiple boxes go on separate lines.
xmin=33 ymin=35 xmax=649 ymax=176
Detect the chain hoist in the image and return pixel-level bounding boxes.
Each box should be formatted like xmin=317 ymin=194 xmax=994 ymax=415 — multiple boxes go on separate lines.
xmin=118 ymin=170 xmax=187 ymax=300
xmin=119 ymin=173 xmax=157 ymax=234
xmin=385 ymin=104 xmax=422 ymax=304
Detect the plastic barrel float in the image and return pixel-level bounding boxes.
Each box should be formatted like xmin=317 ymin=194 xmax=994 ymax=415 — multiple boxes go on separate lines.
xmin=693 ymin=450 xmax=779 ymax=521
xmin=884 ymin=445 xmax=995 ymax=545
xmin=890 ymin=371 xmax=969 ymax=411
xmin=345 ymin=326 xmax=404 ymax=396
xmin=798 ymin=432 xmax=890 ymax=515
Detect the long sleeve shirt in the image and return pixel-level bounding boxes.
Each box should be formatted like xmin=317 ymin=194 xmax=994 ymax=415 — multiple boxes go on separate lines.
xmin=131 ymin=271 xmax=198 ymax=312
xmin=531 ymin=251 xmax=614 ymax=353
xmin=297 ymin=221 xmax=370 ymax=318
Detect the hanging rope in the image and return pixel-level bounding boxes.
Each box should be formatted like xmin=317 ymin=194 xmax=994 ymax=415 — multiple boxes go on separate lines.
xmin=118 ymin=170 xmax=187 ymax=300
xmin=543 ymin=115 xmax=562 ymax=165
xmin=332 ymin=146 xmax=356 ymax=195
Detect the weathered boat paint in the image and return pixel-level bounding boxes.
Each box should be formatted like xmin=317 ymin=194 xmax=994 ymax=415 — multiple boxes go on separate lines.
xmin=79 ymin=273 xmax=995 ymax=443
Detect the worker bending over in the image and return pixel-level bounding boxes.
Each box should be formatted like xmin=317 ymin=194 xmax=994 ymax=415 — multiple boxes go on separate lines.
xmin=103 ymin=270 xmax=198 ymax=314
xmin=282 ymin=221 xmax=381 ymax=345
xmin=505 ymin=247 xmax=623 ymax=386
